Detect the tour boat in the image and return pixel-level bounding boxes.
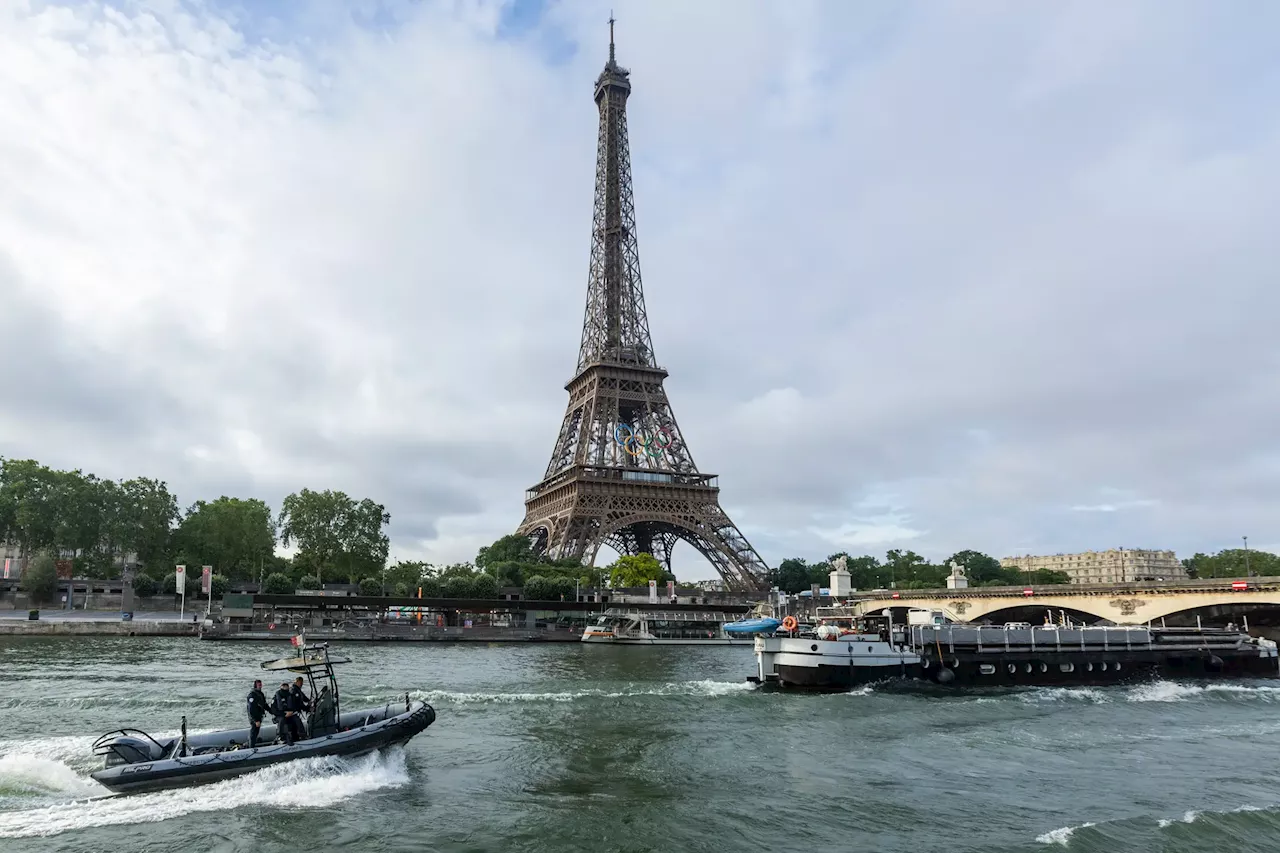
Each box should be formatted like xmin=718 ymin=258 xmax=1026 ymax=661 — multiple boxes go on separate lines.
xmin=89 ymin=641 xmax=435 ymax=794
xmin=749 ymin=608 xmax=1280 ymax=690
xmin=582 ymin=607 xmax=765 ymax=645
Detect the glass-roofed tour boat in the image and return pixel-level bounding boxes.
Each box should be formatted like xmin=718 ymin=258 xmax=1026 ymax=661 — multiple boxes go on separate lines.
xmin=582 ymin=606 xmax=771 ymax=645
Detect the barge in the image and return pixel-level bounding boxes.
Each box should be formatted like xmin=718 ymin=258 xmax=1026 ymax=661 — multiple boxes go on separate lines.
xmin=750 ymin=609 xmax=1280 ymax=690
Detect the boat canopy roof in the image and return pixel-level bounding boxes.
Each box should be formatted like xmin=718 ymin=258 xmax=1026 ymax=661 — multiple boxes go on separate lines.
xmin=260 ymin=645 xmax=352 ymax=673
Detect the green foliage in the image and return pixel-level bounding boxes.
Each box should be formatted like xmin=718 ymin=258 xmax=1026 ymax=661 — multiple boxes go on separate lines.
xmin=394 ymin=582 xmax=410 ymax=597
xmin=771 ymin=557 xmax=814 ymax=594
xmin=470 ymin=573 xmax=499 ymax=598
xmin=131 ymin=574 xmax=158 ymax=597
xmin=607 ymin=553 xmax=667 ymax=588
xmin=476 ymin=534 xmax=536 ymax=569
xmin=262 ymin=572 xmax=294 ymax=595
xmin=419 ymin=577 xmax=441 ymax=597
xmin=20 ymin=551 xmax=58 ymax=606
xmin=172 ymin=497 xmax=276 ymax=581
xmin=278 ymin=488 xmax=390 ymax=584
xmin=210 ymin=574 xmax=230 ymax=597
xmin=296 ymin=575 xmax=320 ymax=591
xmin=0 ymin=459 xmax=179 ymax=575
xmin=778 ymin=548 xmax=1076 ymax=593
xmin=385 ymin=560 xmax=432 ymax=592
xmin=522 ymin=575 xmax=551 ymax=601
xmin=1183 ymin=548 xmax=1280 ymax=579
xmin=548 ymin=576 xmax=577 ymax=601
xmin=441 ymin=575 xmax=472 ymax=598
xmin=358 ymin=577 xmax=382 ymax=596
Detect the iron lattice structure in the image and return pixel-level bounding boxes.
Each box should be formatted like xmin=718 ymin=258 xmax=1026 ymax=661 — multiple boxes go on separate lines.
xmin=517 ymin=25 xmax=771 ymax=592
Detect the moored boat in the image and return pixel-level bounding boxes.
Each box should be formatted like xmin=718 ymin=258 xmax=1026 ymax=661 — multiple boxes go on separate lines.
xmin=750 ymin=609 xmax=1280 ymax=690
xmin=90 ymin=641 xmax=435 ymax=794
xmin=582 ymin=607 xmax=758 ymax=645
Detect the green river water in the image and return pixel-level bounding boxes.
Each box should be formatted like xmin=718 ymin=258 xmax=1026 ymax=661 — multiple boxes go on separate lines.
xmin=2 ymin=637 xmax=1280 ymax=852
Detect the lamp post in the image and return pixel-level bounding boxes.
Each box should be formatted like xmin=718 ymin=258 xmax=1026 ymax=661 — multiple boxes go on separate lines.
xmin=1244 ymin=536 xmax=1251 ymax=576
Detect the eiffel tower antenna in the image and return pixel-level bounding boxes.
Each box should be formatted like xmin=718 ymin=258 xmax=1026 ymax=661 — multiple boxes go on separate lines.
xmin=516 ymin=24 xmax=771 ymax=592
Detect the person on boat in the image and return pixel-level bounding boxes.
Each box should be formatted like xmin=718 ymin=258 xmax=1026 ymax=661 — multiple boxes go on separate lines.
xmin=285 ymin=676 xmax=311 ymax=742
xmin=245 ymin=679 xmax=270 ymax=748
xmin=272 ymin=681 xmax=300 ymax=745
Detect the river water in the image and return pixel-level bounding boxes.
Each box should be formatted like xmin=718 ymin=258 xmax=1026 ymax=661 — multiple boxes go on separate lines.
xmin=2 ymin=637 xmax=1280 ymax=852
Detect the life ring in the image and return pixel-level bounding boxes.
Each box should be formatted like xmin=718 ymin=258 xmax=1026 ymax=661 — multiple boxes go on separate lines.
xmin=781 ymin=616 xmax=798 ymax=632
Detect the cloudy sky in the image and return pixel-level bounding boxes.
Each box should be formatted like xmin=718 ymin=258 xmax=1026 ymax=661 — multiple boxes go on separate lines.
xmin=1 ymin=0 xmax=1277 ymax=580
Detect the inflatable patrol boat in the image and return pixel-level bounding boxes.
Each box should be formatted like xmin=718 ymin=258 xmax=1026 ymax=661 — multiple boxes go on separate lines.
xmin=89 ymin=640 xmax=435 ymax=794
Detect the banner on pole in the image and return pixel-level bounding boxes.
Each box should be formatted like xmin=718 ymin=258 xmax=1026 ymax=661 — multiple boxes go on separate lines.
xmin=2 ymin=558 xmax=9 ymax=580
xmin=201 ymin=566 xmax=212 ymax=595
xmin=175 ymin=565 xmax=186 ymax=594
xmin=666 ymin=580 xmax=675 ymax=601
xmin=648 ymin=579 xmax=658 ymax=604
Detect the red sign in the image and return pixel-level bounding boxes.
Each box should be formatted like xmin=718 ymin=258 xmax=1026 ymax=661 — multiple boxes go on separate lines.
xmin=2 ymin=558 xmax=9 ymax=580
xmin=1023 ymin=588 xmax=1035 ymax=597
xmin=201 ymin=566 xmax=212 ymax=594
xmin=1232 ymin=581 xmax=1249 ymax=591
xmin=891 ymin=592 xmax=901 ymax=599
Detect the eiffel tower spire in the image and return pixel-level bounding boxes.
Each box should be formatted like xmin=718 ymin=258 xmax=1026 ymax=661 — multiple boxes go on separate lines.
xmin=516 ymin=23 xmax=771 ymax=592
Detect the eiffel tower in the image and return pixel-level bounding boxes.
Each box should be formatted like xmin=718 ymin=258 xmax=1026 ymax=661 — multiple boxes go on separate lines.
xmin=516 ymin=21 xmax=771 ymax=592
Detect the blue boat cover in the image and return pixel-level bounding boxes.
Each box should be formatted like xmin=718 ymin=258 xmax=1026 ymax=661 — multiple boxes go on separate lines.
xmin=723 ymin=617 xmax=782 ymax=635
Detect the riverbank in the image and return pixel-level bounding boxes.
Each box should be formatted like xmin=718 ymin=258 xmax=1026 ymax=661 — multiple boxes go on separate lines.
xmin=201 ymin=622 xmax=582 ymax=642
xmin=0 ymin=618 xmax=197 ymax=637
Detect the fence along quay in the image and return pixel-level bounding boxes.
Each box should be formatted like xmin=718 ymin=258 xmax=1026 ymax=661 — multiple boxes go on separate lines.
xmin=749 ymin=608 xmax=1280 ymax=690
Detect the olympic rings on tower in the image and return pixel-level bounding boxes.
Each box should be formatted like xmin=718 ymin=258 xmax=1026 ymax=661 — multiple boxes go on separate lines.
xmin=614 ymin=422 xmax=677 ymax=458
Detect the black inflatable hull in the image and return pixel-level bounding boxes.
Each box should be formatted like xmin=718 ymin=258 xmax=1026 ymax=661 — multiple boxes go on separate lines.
xmin=90 ymin=701 xmax=435 ymax=795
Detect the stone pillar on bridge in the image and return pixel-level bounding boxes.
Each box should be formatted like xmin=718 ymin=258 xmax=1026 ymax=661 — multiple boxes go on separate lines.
xmin=829 ymin=556 xmax=851 ymax=598
xmin=946 ymin=561 xmax=969 ymax=590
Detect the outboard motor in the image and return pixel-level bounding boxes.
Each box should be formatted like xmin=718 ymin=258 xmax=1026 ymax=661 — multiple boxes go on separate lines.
xmin=97 ymin=735 xmax=163 ymax=768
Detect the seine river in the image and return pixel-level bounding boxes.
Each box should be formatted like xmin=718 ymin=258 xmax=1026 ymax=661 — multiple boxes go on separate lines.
xmin=2 ymin=637 xmax=1280 ymax=852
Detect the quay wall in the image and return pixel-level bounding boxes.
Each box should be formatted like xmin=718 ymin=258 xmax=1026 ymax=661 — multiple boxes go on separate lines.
xmin=0 ymin=620 xmax=198 ymax=637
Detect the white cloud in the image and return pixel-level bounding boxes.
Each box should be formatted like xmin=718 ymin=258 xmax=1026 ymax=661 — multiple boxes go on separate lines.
xmin=0 ymin=0 xmax=1277 ymax=581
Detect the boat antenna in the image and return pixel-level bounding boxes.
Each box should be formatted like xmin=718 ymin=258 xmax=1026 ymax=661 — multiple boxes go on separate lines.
xmin=179 ymin=714 xmax=188 ymax=758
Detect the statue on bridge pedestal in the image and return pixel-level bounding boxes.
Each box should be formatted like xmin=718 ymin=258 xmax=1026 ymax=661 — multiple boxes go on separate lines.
xmin=946 ymin=560 xmax=968 ymax=590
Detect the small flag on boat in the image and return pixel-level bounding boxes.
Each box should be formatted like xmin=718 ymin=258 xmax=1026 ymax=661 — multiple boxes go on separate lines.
xmin=291 ymin=634 xmax=304 ymax=648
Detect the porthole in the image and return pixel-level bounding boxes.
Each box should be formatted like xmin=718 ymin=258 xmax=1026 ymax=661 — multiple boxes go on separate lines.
xmin=1100 ymin=662 xmax=1109 ymax=671
xmin=1038 ymin=662 xmax=1048 ymax=673
xmin=1086 ymin=662 xmax=1093 ymax=672
xmin=1007 ymin=663 xmax=1016 ymax=674
xmin=810 ymin=644 xmax=819 ymax=652
xmin=1115 ymin=662 xmax=1122 ymax=671
xmin=1059 ymin=663 xmax=1074 ymax=673
xmin=1023 ymin=663 xmax=1032 ymax=673
xmin=980 ymin=664 xmax=996 ymax=675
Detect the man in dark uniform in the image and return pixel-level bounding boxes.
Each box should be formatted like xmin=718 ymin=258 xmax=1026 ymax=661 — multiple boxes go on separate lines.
xmin=272 ymin=681 xmax=297 ymax=745
xmin=289 ymin=676 xmax=312 ymax=741
xmin=245 ymin=678 xmax=270 ymax=748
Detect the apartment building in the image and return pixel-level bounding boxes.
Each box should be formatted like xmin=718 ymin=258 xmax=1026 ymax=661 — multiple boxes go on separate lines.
xmin=999 ymin=548 xmax=1187 ymax=584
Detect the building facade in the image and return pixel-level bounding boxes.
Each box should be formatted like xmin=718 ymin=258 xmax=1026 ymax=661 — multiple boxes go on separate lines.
xmin=1000 ymin=549 xmax=1187 ymax=585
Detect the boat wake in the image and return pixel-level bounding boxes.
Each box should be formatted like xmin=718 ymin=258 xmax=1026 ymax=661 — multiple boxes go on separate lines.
xmin=1036 ymin=801 xmax=1280 ymax=849
xmin=396 ymin=679 xmax=757 ymax=705
xmin=0 ymin=735 xmax=409 ymax=839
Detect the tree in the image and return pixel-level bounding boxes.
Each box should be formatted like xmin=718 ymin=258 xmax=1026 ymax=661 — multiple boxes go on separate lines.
xmin=210 ymin=574 xmax=230 ymax=597
xmin=607 ymin=553 xmax=667 ymax=588
xmin=358 ymin=577 xmax=382 ymax=596
xmin=263 ymin=572 xmax=293 ymax=594
xmin=772 ymin=558 xmax=813 ymax=594
xmin=441 ymin=576 xmax=473 ymax=598
xmin=523 ymin=575 xmax=551 ymax=601
xmin=1183 ymin=548 xmax=1280 ymax=578
xmin=118 ymin=477 xmax=180 ymax=571
xmin=385 ymin=560 xmax=433 ymax=592
xmin=132 ymin=574 xmax=158 ymax=597
xmin=278 ymin=489 xmax=390 ymax=584
xmin=471 ymin=573 xmax=499 ymax=598
xmin=476 ymin=534 xmax=535 ymax=569
xmin=173 ymin=497 xmax=276 ymax=581
xmin=21 ymin=551 xmax=58 ymax=606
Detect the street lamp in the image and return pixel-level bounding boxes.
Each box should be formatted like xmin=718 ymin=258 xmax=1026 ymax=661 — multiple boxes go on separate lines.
xmin=1244 ymin=536 xmax=1251 ymax=576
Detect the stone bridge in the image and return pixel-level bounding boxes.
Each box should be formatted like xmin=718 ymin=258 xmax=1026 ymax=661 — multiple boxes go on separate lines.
xmin=845 ymin=577 xmax=1280 ymax=626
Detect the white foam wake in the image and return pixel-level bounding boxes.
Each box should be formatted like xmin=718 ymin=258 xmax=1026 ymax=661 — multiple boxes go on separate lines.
xmin=404 ymin=679 xmax=757 ymax=705
xmin=0 ymin=747 xmax=409 ymax=839
xmin=1036 ymin=821 xmax=1096 ymax=845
